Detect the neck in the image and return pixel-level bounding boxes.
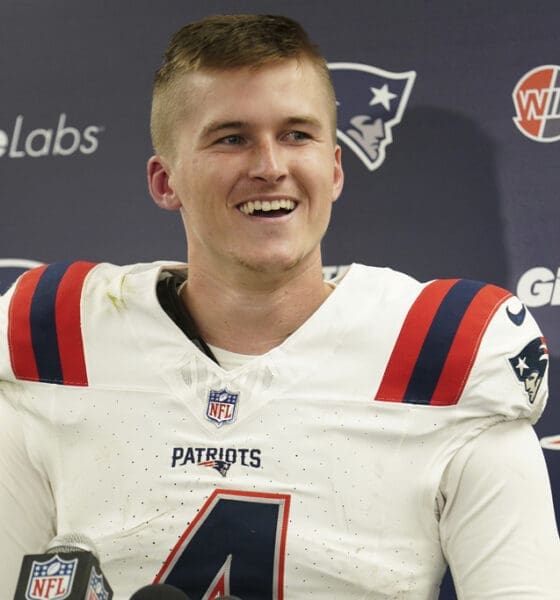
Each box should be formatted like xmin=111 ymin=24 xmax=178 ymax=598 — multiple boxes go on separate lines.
xmin=180 ymin=260 xmax=332 ymax=355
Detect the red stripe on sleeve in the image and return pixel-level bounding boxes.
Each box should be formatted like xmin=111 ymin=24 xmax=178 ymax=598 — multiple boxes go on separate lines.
xmin=429 ymin=285 xmax=511 ymax=406
xmin=55 ymin=261 xmax=97 ymax=386
xmin=7 ymin=265 xmax=48 ymax=382
xmin=375 ymin=279 xmax=459 ymax=402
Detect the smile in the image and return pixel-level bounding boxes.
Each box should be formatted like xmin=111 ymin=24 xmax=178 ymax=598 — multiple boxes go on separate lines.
xmin=238 ymin=198 xmax=296 ymax=216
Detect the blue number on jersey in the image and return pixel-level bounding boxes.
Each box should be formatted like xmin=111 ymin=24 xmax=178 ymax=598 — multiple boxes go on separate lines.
xmin=156 ymin=490 xmax=290 ymax=599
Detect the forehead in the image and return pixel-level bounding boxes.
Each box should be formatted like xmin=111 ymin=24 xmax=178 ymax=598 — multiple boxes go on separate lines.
xmin=176 ymin=59 xmax=333 ymax=130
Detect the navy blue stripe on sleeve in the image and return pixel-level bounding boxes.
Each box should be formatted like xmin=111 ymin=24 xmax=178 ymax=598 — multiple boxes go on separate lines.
xmin=29 ymin=261 xmax=72 ymax=384
xmin=403 ymin=279 xmax=486 ymax=404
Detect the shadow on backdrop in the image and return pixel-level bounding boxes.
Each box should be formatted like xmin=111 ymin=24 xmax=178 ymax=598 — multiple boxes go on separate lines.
xmin=324 ymin=105 xmax=509 ymax=290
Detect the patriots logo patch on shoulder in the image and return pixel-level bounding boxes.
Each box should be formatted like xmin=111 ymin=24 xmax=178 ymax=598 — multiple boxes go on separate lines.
xmin=509 ymin=337 xmax=549 ymax=404
xmin=328 ymin=62 xmax=416 ymax=171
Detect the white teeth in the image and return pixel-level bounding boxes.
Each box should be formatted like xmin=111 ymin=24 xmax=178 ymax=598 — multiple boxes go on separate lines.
xmin=239 ymin=199 xmax=296 ymax=215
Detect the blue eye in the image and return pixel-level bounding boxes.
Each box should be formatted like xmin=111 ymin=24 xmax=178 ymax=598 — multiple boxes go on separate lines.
xmin=286 ymin=131 xmax=310 ymax=142
xmin=218 ymin=135 xmax=244 ymax=145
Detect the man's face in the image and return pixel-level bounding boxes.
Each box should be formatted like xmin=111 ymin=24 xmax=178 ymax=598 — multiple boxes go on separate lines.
xmin=151 ymin=59 xmax=343 ymax=277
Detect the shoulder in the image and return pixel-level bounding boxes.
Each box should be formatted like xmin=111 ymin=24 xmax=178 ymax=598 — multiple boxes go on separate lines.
xmin=339 ymin=263 xmax=421 ymax=293
xmin=368 ymin=270 xmax=548 ymax=423
xmin=0 ymin=261 xmax=172 ymax=385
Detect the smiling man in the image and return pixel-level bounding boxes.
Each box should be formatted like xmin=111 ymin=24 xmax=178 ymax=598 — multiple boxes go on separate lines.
xmin=0 ymin=14 xmax=559 ymax=600
xmin=147 ymin=49 xmax=343 ymax=354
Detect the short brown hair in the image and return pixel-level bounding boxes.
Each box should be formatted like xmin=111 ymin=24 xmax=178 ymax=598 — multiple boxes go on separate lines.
xmin=150 ymin=14 xmax=336 ymax=156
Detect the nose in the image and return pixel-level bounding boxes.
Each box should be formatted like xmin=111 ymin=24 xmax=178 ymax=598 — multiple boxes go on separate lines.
xmin=247 ymin=139 xmax=288 ymax=183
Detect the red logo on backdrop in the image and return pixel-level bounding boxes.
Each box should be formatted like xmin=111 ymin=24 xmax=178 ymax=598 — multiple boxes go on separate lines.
xmin=512 ymin=65 xmax=560 ymax=142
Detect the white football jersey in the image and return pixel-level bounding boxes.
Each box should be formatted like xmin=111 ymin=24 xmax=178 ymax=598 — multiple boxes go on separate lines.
xmin=0 ymin=261 xmax=556 ymax=599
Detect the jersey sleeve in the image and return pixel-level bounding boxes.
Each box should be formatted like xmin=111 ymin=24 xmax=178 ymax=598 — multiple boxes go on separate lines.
xmin=0 ymin=382 xmax=56 ymax=597
xmin=436 ymin=288 xmax=557 ymax=596
xmin=438 ymin=419 xmax=560 ymax=599
xmin=0 ymin=274 xmax=57 ymax=596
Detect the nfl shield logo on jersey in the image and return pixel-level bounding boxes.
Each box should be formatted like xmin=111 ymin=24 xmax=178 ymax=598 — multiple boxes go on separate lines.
xmin=25 ymin=555 xmax=77 ymax=600
xmin=206 ymin=388 xmax=239 ymax=427
xmin=328 ymin=62 xmax=416 ymax=171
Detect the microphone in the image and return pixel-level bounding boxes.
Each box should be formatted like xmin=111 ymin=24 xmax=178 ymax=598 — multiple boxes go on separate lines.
xmin=13 ymin=533 xmax=113 ymax=599
xmin=129 ymin=583 xmax=191 ymax=599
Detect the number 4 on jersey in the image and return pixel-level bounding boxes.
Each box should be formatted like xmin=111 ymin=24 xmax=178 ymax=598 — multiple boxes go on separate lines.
xmin=155 ymin=489 xmax=291 ymax=600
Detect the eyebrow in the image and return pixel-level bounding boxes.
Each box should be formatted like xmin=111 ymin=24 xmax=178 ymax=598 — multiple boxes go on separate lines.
xmin=200 ymin=115 xmax=323 ymax=140
xmin=200 ymin=120 xmax=247 ymax=139
xmin=284 ymin=115 xmax=323 ymax=129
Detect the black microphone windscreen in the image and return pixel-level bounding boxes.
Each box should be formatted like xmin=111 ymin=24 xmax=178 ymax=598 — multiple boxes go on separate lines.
xmin=129 ymin=583 xmax=191 ymax=600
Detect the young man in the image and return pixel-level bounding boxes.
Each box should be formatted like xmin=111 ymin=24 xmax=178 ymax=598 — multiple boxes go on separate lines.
xmin=1 ymin=14 xmax=559 ymax=600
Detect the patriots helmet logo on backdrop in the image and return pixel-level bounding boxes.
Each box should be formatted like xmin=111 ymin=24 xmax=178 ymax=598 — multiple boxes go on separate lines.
xmin=328 ymin=62 xmax=416 ymax=171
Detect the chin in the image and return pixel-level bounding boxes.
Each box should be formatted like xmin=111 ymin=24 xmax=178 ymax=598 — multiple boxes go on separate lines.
xmin=237 ymin=253 xmax=305 ymax=275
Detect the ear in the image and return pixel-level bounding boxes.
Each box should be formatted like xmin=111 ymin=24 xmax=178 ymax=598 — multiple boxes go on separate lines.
xmin=147 ymin=155 xmax=182 ymax=211
xmin=332 ymin=145 xmax=344 ymax=203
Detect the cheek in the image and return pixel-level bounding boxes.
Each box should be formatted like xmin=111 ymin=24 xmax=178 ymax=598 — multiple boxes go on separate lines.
xmin=193 ymin=154 xmax=242 ymax=192
xmin=297 ymin=154 xmax=339 ymax=202
xmin=173 ymin=159 xmax=215 ymax=205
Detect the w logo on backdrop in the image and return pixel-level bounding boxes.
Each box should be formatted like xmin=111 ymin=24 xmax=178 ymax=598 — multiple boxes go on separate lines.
xmin=328 ymin=63 xmax=416 ymax=171
xmin=513 ymin=65 xmax=560 ymax=142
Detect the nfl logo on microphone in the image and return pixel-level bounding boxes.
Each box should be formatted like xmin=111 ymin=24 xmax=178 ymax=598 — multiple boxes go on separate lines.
xmin=206 ymin=388 xmax=239 ymax=426
xmin=87 ymin=567 xmax=111 ymax=600
xmin=25 ymin=555 xmax=77 ymax=600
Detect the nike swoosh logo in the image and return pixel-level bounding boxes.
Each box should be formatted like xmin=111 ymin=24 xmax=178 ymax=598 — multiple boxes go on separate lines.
xmin=506 ymin=303 xmax=526 ymax=326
